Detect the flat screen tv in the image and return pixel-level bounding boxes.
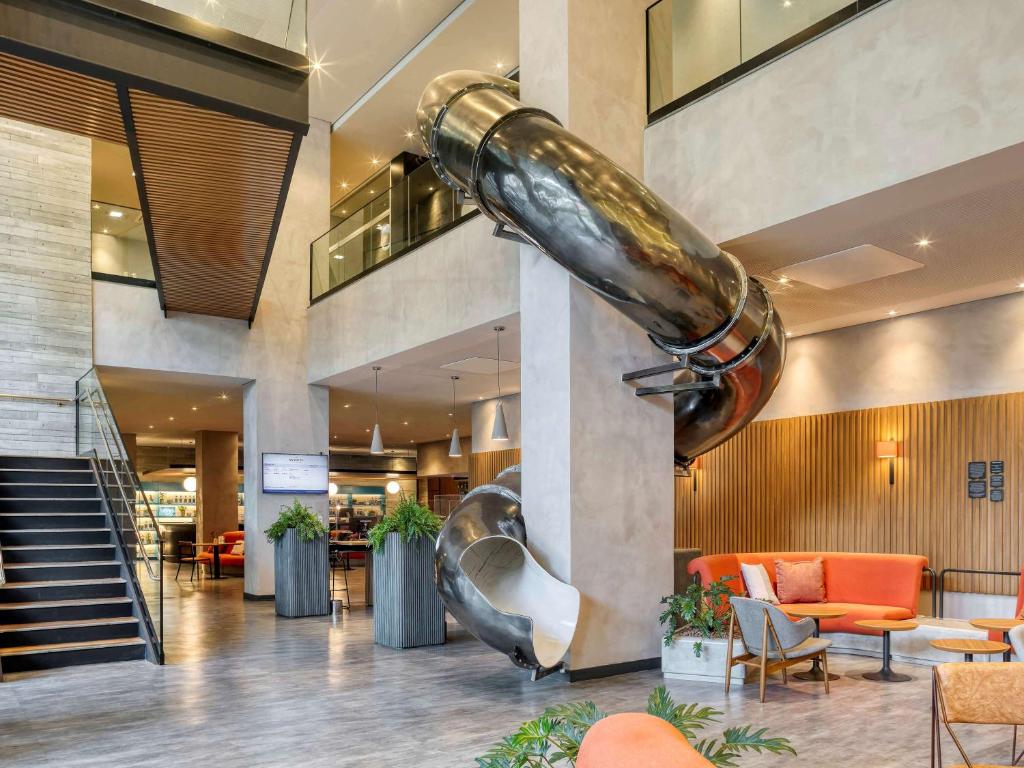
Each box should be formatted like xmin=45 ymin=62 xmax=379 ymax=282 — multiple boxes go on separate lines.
xmin=262 ymin=453 xmax=329 ymax=494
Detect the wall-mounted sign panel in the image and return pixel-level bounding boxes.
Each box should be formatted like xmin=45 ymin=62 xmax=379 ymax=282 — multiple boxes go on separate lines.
xmin=262 ymin=453 xmax=329 ymax=494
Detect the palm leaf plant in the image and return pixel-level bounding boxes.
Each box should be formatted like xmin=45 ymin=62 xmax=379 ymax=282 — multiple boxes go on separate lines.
xmin=659 ymin=575 xmax=736 ymax=657
xmin=475 ymin=686 xmax=794 ymax=768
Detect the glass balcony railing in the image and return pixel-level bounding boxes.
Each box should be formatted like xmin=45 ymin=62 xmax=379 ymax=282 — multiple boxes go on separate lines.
xmin=647 ymin=0 xmax=875 ymax=118
xmin=310 ymin=161 xmax=479 ymax=303
xmin=91 ymin=201 xmax=155 ymax=285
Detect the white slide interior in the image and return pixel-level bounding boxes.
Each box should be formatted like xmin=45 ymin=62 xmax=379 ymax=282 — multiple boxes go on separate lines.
xmin=460 ymin=536 xmax=580 ymax=669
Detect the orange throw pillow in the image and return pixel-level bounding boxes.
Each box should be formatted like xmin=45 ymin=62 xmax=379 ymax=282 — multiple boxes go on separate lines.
xmin=775 ymin=558 xmax=825 ymax=603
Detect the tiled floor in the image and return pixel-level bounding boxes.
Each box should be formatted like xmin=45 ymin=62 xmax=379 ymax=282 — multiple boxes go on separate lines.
xmin=0 ymin=565 xmax=1015 ymax=767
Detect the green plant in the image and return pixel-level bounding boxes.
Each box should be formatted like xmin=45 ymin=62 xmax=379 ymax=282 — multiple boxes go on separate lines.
xmin=659 ymin=575 xmax=736 ymax=657
xmin=367 ymin=494 xmax=442 ymax=552
xmin=475 ymin=685 xmax=794 ymax=768
xmin=264 ymin=499 xmax=328 ymax=543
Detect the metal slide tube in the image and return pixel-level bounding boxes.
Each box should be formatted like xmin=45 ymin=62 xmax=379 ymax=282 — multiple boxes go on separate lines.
xmin=420 ymin=71 xmax=786 ymax=673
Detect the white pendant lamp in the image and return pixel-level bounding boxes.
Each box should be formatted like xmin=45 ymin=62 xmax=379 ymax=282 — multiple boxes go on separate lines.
xmin=370 ymin=365 xmax=384 ymax=454
xmin=448 ymin=375 xmax=462 ymax=458
xmin=491 ymin=325 xmax=509 ymax=442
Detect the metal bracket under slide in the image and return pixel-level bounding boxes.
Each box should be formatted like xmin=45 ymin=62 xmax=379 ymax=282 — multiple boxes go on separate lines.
xmin=622 ymin=357 xmax=722 ymax=397
xmin=492 ymin=221 xmax=529 ymax=244
xmin=531 ymin=661 xmax=567 ymax=682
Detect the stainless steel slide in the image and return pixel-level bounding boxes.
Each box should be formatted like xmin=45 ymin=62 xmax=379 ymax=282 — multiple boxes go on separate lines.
xmin=419 ymin=71 xmax=786 ymax=674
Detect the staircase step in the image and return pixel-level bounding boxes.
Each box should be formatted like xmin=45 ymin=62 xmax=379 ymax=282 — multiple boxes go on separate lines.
xmin=2 ymin=561 xmax=121 ymax=581
xmin=0 ymin=528 xmax=110 ymax=546
xmin=0 ymin=512 xmax=108 ymax=530
xmin=0 ymin=596 xmax=133 ymax=622
xmin=0 ymin=544 xmax=116 ymax=563
xmin=0 ymin=577 xmax=127 ymax=603
xmin=0 ymin=498 xmax=101 ymax=514
xmin=0 ymin=469 xmax=94 ymax=484
xmin=0 ymin=483 xmax=98 ymax=499
xmin=0 ymin=616 xmax=139 ymax=648
xmin=0 ymin=637 xmax=146 ymax=672
xmin=0 ymin=456 xmax=90 ymax=471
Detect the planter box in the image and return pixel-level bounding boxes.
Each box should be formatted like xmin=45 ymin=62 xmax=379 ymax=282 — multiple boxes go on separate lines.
xmin=373 ymin=533 xmax=445 ymax=649
xmin=662 ymin=635 xmax=754 ymax=684
xmin=274 ymin=529 xmax=329 ymax=618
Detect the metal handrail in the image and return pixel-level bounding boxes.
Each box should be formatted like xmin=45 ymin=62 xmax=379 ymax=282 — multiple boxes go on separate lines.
xmin=0 ymin=392 xmax=73 ymax=406
xmin=937 ymin=567 xmax=1021 ymax=618
xmin=77 ymin=379 xmax=161 ymax=582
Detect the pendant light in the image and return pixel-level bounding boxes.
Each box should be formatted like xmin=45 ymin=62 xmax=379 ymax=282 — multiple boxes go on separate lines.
xmin=491 ymin=325 xmax=509 ymax=442
xmin=370 ymin=365 xmax=384 ymax=454
xmin=448 ymin=375 xmax=462 ymax=458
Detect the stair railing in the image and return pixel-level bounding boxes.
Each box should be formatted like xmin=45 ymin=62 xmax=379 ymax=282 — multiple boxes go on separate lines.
xmin=75 ymin=368 xmax=163 ymax=662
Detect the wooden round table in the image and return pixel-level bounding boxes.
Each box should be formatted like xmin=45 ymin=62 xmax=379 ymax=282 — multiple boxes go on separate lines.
xmin=930 ymin=638 xmax=1010 ymax=662
xmin=782 ymin=605 xmax=847 ymax=681
xmin=968 ymin=618 xmax=1023 ymax=662
xmin=854 ymin=619 xmax=918 ymax=682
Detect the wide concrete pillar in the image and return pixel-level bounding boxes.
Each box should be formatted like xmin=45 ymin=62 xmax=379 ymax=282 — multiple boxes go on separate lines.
xmin=195 ymin=430 xmax=239 ymax=543
xmin=519 ymin=0 xmax=675 ymax=677
xmin=241 ymin=118 xmax=332 ymax=599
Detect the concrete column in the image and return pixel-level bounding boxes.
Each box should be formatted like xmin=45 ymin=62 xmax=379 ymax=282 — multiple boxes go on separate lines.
xmin=241 ymin=119 xmax=332 ymax=599
xmin=518 ymin=0 xmax=675 ymax=675
xmin=195 ymin=430 xmax=239 ymax=542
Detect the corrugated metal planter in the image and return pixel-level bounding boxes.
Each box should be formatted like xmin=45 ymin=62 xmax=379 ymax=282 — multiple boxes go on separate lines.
xmin=373 ymin=533 xmax=446 ymax=648
xmin=274 ymin=529 xmax=329 ymax=618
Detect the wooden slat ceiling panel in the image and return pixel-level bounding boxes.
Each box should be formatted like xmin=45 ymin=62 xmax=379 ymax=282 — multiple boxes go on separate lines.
xmin=128 ymin=89 xmax=294 ymax=319
xmin=0 ymin=52 xmax=124 ymax=144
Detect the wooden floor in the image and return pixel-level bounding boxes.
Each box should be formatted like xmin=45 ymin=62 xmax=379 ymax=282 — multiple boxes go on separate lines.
xmin=0 ymin=564 xmax=1014 ymax=766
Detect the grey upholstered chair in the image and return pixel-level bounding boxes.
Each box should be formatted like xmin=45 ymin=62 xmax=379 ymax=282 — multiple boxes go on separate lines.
xmin=726 ymin=596 xmax=833 ymax=702
xmin=1010 ymin=624 xmax=1024 ymax=660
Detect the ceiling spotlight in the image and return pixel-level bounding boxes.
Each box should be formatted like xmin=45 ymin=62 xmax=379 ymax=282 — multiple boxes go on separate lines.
xmin=102 ymin=228 xmax=109 ymax=234
xmin=494 ymin=61 xmax=504 ymax=71
xmin=887 ymin=309 xmax=898 ymax=317
xmin=370 ymin=157 xmax=380 ymax=166
xmin=341 ymin=209 xmax=347 ymax=214
xmin=343 ymin=403 xmax=350 ymax=408
xmin=339 ymin=180 xmax=349 ymax=189
xmin=777 ymin=276 xmax=790 ymax=284
xmin=365 ymin=427 xmax=370 ymax=433
xmin=403 ymin=421 xmax=409 ymax=426
xmin=333 ymin=434 xmax=338 ymax=440
xmin=148 ymin=424 xmax=154 ymax=429
xmin=108 ymin=210 xmax=123 ymax=219
xmin=191 ymin=406 xmax=198 ymax=411
xmin=168 ymin=416 xmax=175 ymax=421
xmin=404 ymin=130 xmax=414 ymax=140
xmin=785 ymin=331 xmax=792 ymax=337
xmin=131 ymin=171 xmax=136 ymax=177
xmin=783 ymin=0 xmax=792 ymax=6
xmin=1018 ymin=282 xmax=1024 ymax=289
xmin=915 ymin=238 xmax=931 ymax=247
xmin=92 ymin=203 xmax=100 ymax=210
xmin=333 ymin=254 xmax=344 ymax=260
xmin=368 ymin=189 xmax=375 ymax=194
xmin=219 ymin=393 xmax=228 ymax=400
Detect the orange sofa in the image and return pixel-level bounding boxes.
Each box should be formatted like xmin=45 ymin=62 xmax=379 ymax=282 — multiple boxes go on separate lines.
xmin=577 ymin=714 xmax=713 ymax=768
xmin=217 ymin=531 xmax=245 ymax=570
xmin=688 ymin=552 xmax=927 ymax=635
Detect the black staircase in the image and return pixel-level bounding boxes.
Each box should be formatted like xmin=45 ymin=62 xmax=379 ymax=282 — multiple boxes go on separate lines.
xmin=0 ymin=455 xmax=147 ymax=673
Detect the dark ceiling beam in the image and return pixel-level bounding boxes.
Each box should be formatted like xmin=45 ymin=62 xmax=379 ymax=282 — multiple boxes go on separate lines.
xmin=0 ymin=0 xmax=309 ymax=134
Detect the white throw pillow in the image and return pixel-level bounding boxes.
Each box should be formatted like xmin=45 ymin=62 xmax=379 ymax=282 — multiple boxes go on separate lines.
xmin=231 ymin=541 xmax=245 ymax=556
xmin=740 ymin=562 xmax=779 ymax=604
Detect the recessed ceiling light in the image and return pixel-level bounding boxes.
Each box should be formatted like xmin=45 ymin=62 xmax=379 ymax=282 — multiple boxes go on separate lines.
xmin=447 ymin=412 xmax=453 ymax=417
xmin=370 ymin=157 xmax=380 ymax=166
xmin=102 ymin=228 xmax=109 ymax=234
xmin=1018 ymin=282 xmax=1024 ymax=289
xmin=494 ymin=61 xmax=504 ymax=70
xmin=332 ymin=254 xmax=344 ymax=260
xmin=403 ymin=421 xmax=408 ymax=426
xmin=108 ymin=210 xmax=123 ymax=219
xmin=915 ymin=238 xmax=931 ymax=247
xmin=343 ymin=403 xmax=350 ymax=408
xmin=92 ymin=203 xmax=100 ymax=210
xmin=168 ymin=416 xmax=175 ymax=421
xmin=333 ymin=434 xmax=338 ymax=439
xmin=368 ymin=189 xmax=375 ymax=194
xmin=341 ymin=209 xmax=347 ymax=214
xmin=340 ymin=181 xmax=349 ymax=189
xmin=131 ymin=171 xmax=136 ymax=177
xmin=777 ymin=276 xmax=790 ymax=284
xmin=404 ymin=130 xmax=414 ymax=139
xmin=365 ymin=428 xmax=370 ymax=433
xmin=887 ymin=309 xmax=898 ymax=317
xmin=785 ymin=331 xmax=792 ymax=337
xmin=409 ymin=440 xmax=414 ymax=444
xmin=148 ymin=424 xmax=154 ymax=429
xmin=219 ymin=393 xmax=228 ymax=400
xmin=191 ymin=406 xmax=197 ymax=411
xmin=478 ymin=396 xmax=484 ymax=400
xmin=783 ymin=0 xmax=792 ymax=6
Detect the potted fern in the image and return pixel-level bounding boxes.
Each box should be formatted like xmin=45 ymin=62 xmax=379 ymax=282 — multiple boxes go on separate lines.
xmin=368 ymin=495 xmax=445 ymax=648
xmin=265 ymin=499 xmax=329 ymax=618
xmin=660 ymin=576 xmax=752 ymax=684
xmin=476 ymin=685 xmax=795 ymax=767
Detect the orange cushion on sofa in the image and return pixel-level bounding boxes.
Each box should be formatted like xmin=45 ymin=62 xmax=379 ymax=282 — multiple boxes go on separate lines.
xmin=577 ymin=713 xmax=713 ymax=768
xmin=775 ymin=558 xmax=825 ymax=603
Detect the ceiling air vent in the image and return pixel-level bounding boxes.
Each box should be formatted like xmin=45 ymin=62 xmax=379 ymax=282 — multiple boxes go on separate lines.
xmin=772 ymin=244 xmax=923 ymax=290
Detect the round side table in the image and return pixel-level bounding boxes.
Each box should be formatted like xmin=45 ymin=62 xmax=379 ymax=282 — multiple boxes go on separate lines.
xmin=968 ymin=618 xmax=1023 ymax=662
xmin=854 ymin=619 xmax=918 ymax=682
xmin=782 ymin=605 xmax=846 ymax=681
xmin=930 ymin=638 xmax=1010 ymax=662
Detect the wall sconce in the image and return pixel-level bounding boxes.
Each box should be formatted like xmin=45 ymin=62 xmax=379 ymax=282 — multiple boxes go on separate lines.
xmin=875 ymin=440 xmax=899 ymax=485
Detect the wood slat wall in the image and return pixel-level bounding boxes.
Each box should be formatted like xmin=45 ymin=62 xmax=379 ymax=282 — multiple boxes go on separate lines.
xmin=469 ymin=449 xmax=521 ymax=489
xmin=675 ymin=392 xmax=1024 ymax=595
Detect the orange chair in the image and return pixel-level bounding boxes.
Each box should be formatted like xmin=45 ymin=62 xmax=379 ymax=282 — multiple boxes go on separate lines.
xmin=577 ymin=713 xmax=714 ymax=768
xmin=688 ymin=552 xmax=927 ymax=635
xmin=218 ymin=531 xmax=245 ymax=570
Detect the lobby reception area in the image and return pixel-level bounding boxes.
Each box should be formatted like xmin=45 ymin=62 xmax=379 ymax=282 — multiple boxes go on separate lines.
xmin=3 ymin=0 xmax=1024 ymax=766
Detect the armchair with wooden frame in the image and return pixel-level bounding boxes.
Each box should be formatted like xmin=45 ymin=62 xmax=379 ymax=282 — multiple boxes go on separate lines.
xmin=932 ymin=662 xmax=1024 ymax=767
xmin=726 ymin=596 xmax=833 ymax=703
